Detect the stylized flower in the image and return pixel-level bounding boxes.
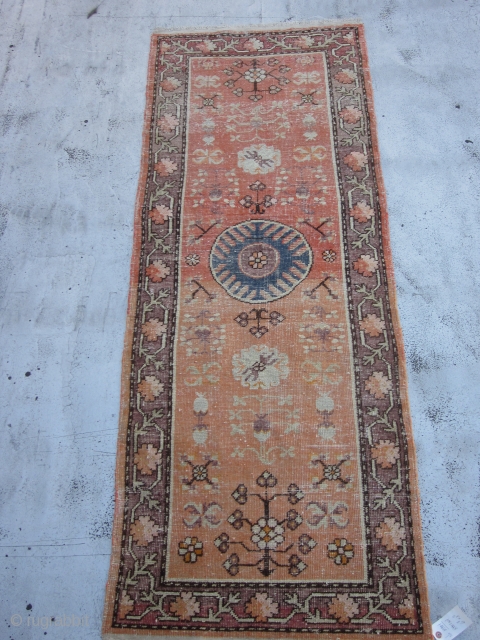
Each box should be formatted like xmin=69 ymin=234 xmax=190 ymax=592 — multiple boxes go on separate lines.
xmin=138 ymin=375 xmax=164 ymax=402
xmin=339 ymin=106 xmax=362 ymax=124
xmin=194 ymin=75 xmax=221 ymax=88
xmin=245 ymin=37 xmax=264 ymax=51
xmin=196 ymin=40 xmax=217 ymax=54
xmin=375 ymin=517 xmax=405 ymax=551
xmin=350 ymin=200 xmax=374 ymax=222
xmin=303 ymin=131 xmax=318 ymax=140
xmin=244 ymin=67 xmax=267 ymax=83
xmin=293 ymin=145 xmax=326 ymax=162
xmin=296 ymin=35 xmax=315 ymax=48
xmin=248 ymin=251 xmax=268 ymax=269
xmin=328 ymin=594 xmax=359 ymax=623
xmin=251 ymin=517 xmax=285 ymax=550
xmin=170 ymin=592 xmax=200 ymax=621
xmin=296 ymin=54 xmax=315 ymax=65
xmin=193 ymin=148 xmax=224 ymax=165
xmin=246 ymin=593 xmax=279 ymax=622
xmin=322 ymin=249 xmax=337 ymax=262
xmin=327 ymin=538 xmax=355 ymax=565
xmin=252 ymin=414 xmax=271 ymax=442
xmin=334 ymin=68 xmax=357 ymax=84
xmin=134 ymin=444 xmax=162 ymax=475
xmin=344 ymin=151 xmax=368 ymax=171
xmin=298 ymin=533 xmax=317 ymax=554
xmin=256 ymin=470 xmax=277 ymax=488
xmin=149 ymin=203 xmax=173 ymax=225
xmin=365 ymin=371 xmax=392 ymax=399
xmin=232 ymin=345 xmax=289 ymax=390
xmin=185 ymin=253 xmax=200 ymax=266
xmin=134 ymin=379 xmax=160 ymax=410
xmin=353 ymin=254 xmax=378 ymax=276
xmin=142 ymin=318 xmax=167 ymax=341
xmin=146 ymin=259 xmax=171 ymax=282
xmin=287 ymin=483 xmax=305 ymax=504
xmin=214 ymin=532 xmax=230 ymax=553
xmin=227 ymin=509 xmax=245 ymax=530
xmin=232 ymin=483 xmax=248 ymax=504
xmin=201 ymin=118 xmax=216 ymax=132
xmin=359 ymin=313 xmax=385 ymax=337
xmin=288 ymin=554 xmax=307 ymax=576
xmin=293 ymin=71 xmax=322 ymax=85
xmin=161 ymin=76 xmax=182 ymax=92
xmin=155 ymin=158 xmax=178 ymax=176
xmin=286 ymin=509 xmax=303 ymax=531
xmin=118 ymin=590 xmax=135 ymax=619
xmin=237 ymin=144 xmax=281 ymax=175
xmin=158 ymin=113 xmax=179 ymax=133
xmin=130 ymin=515 xmax=160 ymax=546
xmin=372 ymin=440 xmax=400 ymax=469
xmin=344 ymin=31 xmax=355 ymax=43
xmin=324 ymin=464 xmax=342 ymax=481
xmin=223 ymin=553 xmax=240 ymax=575
xmin=178 ymin=536 xmax=203 ymax=563
xmin=399 ymin=594 xmax=416 ymax=624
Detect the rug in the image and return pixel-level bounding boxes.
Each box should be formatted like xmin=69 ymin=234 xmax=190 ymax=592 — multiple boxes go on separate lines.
xmin=103 ymin=23 xmax=430 ymax=639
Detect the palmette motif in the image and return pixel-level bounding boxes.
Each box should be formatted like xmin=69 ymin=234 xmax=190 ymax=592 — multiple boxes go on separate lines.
xmin=104 ymin=24 xmax=429 ymax=638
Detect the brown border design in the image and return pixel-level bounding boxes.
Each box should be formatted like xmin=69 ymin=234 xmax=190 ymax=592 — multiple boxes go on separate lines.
xmin=103 ymin=23 xmax=431 ymax=639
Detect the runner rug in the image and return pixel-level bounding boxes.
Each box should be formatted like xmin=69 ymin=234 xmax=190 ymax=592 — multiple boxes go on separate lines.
xmin=103 ymin=23 xmax=430 ymax=639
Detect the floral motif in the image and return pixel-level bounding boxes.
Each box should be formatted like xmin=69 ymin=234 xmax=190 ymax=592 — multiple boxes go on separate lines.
xmin=399 ymin=594 xmax=416 ymax=623
xmin=137 ymin=375 xmax=164 ymax=402
xmin=178 ymin=536 xmax=204 ymax=563
xmin=251 ymin=517 xmax=285 ymax=550
xmin=350 ymin=200 xmax=374 ymax=222
xmin=232 ymin=345 xmax=289 ymax=389
xmin=359 ymin=313 xmax=385 ymax=337
xmin=158 ymin=113 xmax=179 ymax=132
xmin=365 ymin=371 xmax=392 ymax=399
xmin=149 ymin=203 xmax=173 ymax=224
xmin=322 ymin=249 xmax=337 ymax=262
xmin=141 ymin=318 xmax=167 ymax=341
xmin=185 ymin=253 xmax=200 ymax=266
xmin=375 ymin=517 xmax=406 ymax=551
xmin=134 ymin=444 xmax=162 ymax=475
xmin=245 ymin=37 xmax=264 ymax=52
xmin=248 ymin=251 xmax=268 ymax=269
xmin=334 ymin=68 xmax=356 ymax=84
xmin=371 ymin=440 xmax=400 ymax=468
xmin=179 ymin=311 xmax=226 ymax=356
xmin=237 ymin=144 xmax=281 ymax=174
xmin=170 ymin=592 xmax=200 ymax=620
xmin=246 ymin=593 xmax=279 ymax=622
xmin=160 ymin=76 xmax=181 ymax=92
xmin=296 ymin=35 xmax=315 ymax=48
xmin=328 ymin=594 xmax=359 ymax=623
xmin=155 ymin=158 xmax=178 ymax=176
xmin=130 ymin=515 xmax=160 ymax=546
xmin=193 ymin=148 xmax=224 ymax=164
xmin=194 ymin=75 xmax=221 ymax=88
xmin=353 ymin=254 xmax=378 ymax=276
xmin=293 ymin=145 xmax=326 ymax=162
xmin=118 ymin=590 xmax=135 ymax=619
xmin=196 ymin=40 xmax=217 ymax=54
xmin=339 ymin=106 xmax=362 ymax=124
xmin=327 ymin=538 xmax=355 ymax=565
xmin=343 ymin=151 xmax=367 ymax=171
xmin=146 ymin=259 xmax=171 ymax=282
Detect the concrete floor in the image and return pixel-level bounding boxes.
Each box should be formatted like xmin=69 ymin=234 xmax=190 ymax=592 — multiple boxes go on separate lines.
xmin=0 ymin=0 xmax=479 ymax=638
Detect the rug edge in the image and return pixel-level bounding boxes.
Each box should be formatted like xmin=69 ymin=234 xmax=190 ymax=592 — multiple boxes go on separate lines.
xmin=356 ymin=22 xmax=432 ymax=633
xmin=149 ymin=19 xmax=364 ymax=36
xmin=102 ymin=33 xmax=159 ymax=637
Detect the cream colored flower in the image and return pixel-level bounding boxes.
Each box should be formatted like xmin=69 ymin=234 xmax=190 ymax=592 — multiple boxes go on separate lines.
xmin=365 ymin=371 xmax=392 ymax=399
xmin=371 ymin=440 xmax=400 ymax=469
xmin=375 ymin=517 xmax=406 ymax=551
xmin=246 ymin=593 xmax=279 ymax=622
xmin=328 ymin=594 xmax=359 ymax=623
xmin=138 ymin=375 xmax=164 ymax=401
xmin=359 ymin=313 xmax=385 ymax=337
xmin=130 ymin=515 xmax=160 ymax=546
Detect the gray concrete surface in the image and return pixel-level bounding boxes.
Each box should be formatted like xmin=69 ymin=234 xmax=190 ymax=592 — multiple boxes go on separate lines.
xmin=0 ymin=0 xmax=479 ymax=638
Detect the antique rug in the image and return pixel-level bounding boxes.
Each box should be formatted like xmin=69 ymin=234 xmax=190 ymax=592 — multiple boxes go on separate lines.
xmin=103 ymin=23 xmax=430 ymax=639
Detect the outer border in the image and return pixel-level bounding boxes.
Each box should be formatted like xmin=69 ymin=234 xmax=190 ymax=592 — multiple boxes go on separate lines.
xmin=103 ymin=22 xmax=431 ymax=639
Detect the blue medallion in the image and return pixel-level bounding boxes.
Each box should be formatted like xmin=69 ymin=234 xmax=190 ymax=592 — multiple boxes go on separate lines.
xmin=209 ymin=220 xmax=313 ymax=303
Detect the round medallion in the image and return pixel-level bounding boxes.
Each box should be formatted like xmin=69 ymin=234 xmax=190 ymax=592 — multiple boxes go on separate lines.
xmin=210 ymin=220 xmax=312 ymax=303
